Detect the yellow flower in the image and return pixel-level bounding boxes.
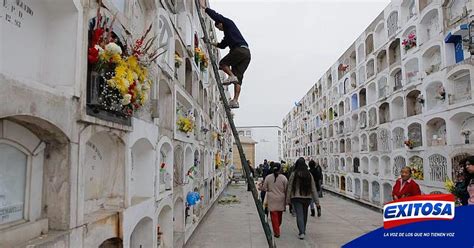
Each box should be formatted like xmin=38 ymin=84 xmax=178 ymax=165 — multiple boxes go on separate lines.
xmin=111 ymin=53 xmax=122 ymax=63
xmin=177 ymin=116 xmax=194 ymax=133
xmin=115 ymin=64 xmax=127 ymax=78
xmin=445 ymin=179 xmax=455 ymax=193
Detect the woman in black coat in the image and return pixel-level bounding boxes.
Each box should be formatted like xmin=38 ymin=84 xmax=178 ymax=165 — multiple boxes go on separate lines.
xmin=309 ymin=160 xmax=322 ymax=216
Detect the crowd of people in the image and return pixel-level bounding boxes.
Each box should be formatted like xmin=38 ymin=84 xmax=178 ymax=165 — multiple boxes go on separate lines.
xmin=250 ymin=157 xmax=323 ymax=240
xmin=240 ymin=155 xmax=474 ymax=240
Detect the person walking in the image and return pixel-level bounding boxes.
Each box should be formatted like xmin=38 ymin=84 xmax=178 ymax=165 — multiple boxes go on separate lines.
xmin=262 ymin=162 xmax=288 ymax=238
xmin=286 ymin=157 xmax=320 ymax=240
xmin=200 ymin=0 xmax=251 ymax=109
xmin=283 ymin=162 xmax=296 ymax=216
xmin=309 ymin=160 xmax=322 ymax=217
xmin=261 ymin=159 xmax=271 ymax=202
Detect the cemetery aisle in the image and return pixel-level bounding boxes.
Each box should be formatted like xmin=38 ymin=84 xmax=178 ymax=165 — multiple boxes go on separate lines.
xmin=185 ymin=184 xmax=381 ymax=248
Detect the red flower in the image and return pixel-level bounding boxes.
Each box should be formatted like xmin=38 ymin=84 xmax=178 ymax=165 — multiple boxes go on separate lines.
xmin=161 ymin=163 xmax=166 ymax=169
xmin=91 ymin=28 xmax=104 ymax=47
xmin=88 ymin=47 xmax=99 ymax=64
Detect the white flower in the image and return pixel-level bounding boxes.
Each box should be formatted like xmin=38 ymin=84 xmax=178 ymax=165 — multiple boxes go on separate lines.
xmin=105 ymin=42 xmax=122 ymax=55
xmin=122 ymin=79 xmax=130 ymax=88
xmin=95 ymin=44 xmax=104 ymax=55
xmin=122 ymin=94 xmax=132 ymax=105
xmin=107 ymin=79 xmax=117 ymax=88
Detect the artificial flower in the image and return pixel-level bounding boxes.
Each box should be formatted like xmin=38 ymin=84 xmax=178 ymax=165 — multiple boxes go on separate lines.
xmin=95 ymin=44 xmax=104 ymax=55
xmin=122 ymin=94 xmax=132 ymax=105
xmin=88 ymin=47 xmax=100 ymax=63
xmin=105 ymin=42 xmax=122 ymax=55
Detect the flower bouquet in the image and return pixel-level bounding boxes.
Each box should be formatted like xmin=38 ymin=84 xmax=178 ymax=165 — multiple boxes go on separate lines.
xmin=409 ymin=162 xmax=424 ymax=180
xmin=215 ymin=152 xmax=222 ymax=169
xmin=88 ymin=6 xmax=163 ymax=117
xmin=177 ymin=116 xmax=195 ymax=134
xmin=445 ymin=179 xmax=465 ymax=206
xmin=338 ymin=63 xmax=349 ymax=72
xmin=194 ymin=47 xmax=208 ymax=71
xmin=175 ymin=52 xmax=183 ymax=68
xmin=404 ymin=139 xmax=415 ymax=149
xmin=402 ymin=33 xmax=416 ymax=51
xmin=187 ymin=166 xmax=195 ymax=180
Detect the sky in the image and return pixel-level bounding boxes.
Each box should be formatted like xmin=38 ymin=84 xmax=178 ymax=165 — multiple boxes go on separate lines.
xmin=208 ymin=0 xmax=391 ymax=127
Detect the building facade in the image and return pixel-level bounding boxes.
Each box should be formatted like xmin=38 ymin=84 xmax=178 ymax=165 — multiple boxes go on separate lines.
xmin=0 ymin=0 xmax=233 ymax=247
xmin=283 ymin=0 xmax=474 ymax=209
xmin=232 ymin=136 xmax=258 ymax=172
xmin=237 ymin=126 xmax=283 ymax=164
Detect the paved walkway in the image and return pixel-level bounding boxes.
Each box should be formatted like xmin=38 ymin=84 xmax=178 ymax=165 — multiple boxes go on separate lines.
xmin=185 ymin=183 xmax=381 ymax=248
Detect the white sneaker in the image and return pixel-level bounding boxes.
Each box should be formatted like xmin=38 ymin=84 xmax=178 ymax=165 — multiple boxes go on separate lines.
xmin=223 ymin=75 xmax=238 ymax=85
xmin=298 ymin=234 xmax=305 ymax=240
xmin=229 ymin=100 xmax=240 ymax=109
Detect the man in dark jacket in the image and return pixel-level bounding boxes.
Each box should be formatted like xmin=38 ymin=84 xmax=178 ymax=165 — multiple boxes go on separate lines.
xmin=260 ymin=160 xmax=271 ymax=202
xmin=200 ymin=0 xmax=251 ymax=109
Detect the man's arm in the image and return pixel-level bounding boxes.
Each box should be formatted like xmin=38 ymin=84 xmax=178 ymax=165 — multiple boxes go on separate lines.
xmin=199 ymin=0 xmax=227 ymax=23
xmin=215 ymin=38 xmax=228 ymax=49
xmin=205 ymin=8 xmax=227 ymax=24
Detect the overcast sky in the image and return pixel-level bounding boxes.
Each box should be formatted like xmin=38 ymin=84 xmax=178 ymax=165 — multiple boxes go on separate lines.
xmin=208 ymin=0 xmax=391 ymax=127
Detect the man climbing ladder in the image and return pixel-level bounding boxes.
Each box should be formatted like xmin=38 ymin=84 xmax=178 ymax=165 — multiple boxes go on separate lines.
xmin=199 ymin=0 xmax=251 ymax=109
xmin=195 ymin=1 xmax=274 ymax=247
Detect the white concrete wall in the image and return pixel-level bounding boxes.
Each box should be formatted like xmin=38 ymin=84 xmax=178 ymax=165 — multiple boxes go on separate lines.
xmin=282 ymin=0 xmax=474 ymax=209
xmin=0 ymin=0 xmax=232 ymax=247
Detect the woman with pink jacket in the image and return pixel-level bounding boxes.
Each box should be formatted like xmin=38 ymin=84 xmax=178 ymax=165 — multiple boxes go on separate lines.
xmin=262 ymin=162 xmax=288 ymax=238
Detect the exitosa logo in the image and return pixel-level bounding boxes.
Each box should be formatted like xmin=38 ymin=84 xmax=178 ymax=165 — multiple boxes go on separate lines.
xmin=383 ymin=194 xmax=455 ymax=229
